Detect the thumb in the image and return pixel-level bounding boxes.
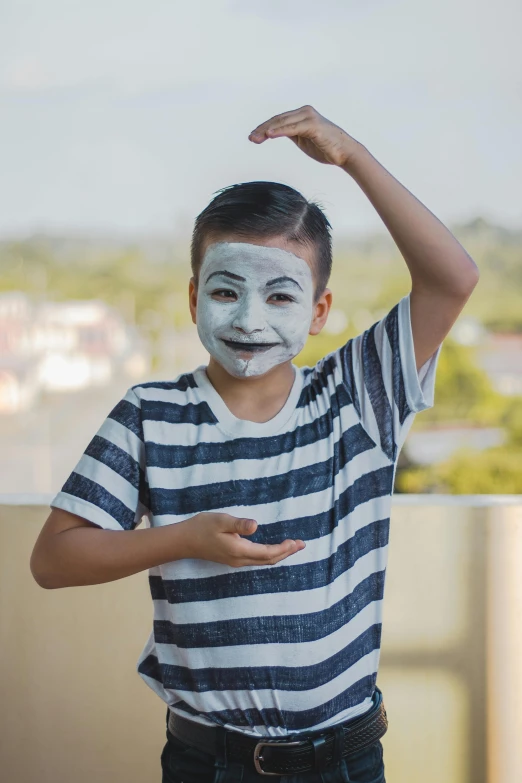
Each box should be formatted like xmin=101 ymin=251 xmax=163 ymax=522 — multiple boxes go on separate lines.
xmin=239 ymin=518 xmax=257 ymax=535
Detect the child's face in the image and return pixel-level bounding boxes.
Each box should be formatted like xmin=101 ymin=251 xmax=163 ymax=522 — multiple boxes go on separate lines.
xmin=193 ymin=240 xmax=316 ymax=378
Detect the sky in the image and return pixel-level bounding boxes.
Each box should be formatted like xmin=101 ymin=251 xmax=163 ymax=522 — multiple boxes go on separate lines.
xmin=0 ymin=0 xmax=520 ymax=239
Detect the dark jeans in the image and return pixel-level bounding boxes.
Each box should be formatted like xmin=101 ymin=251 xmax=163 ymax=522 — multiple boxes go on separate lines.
xmin=160 ymin=707 xmax=386 ymax=783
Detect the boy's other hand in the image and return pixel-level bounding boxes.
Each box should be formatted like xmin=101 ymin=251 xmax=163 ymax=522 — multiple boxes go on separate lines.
xmin=248 ymin=104 xmax=362 ymax=168
xmin=178 ymin=512 xmax=306 ymax=567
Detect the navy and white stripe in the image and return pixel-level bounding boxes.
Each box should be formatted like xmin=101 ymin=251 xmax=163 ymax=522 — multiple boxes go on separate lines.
xmin=50 ymin=292 xmax=441 ymax=738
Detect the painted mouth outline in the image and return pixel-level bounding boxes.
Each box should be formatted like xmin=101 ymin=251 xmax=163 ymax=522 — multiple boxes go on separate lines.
xmin=221 ymin=338 xmax=280 ymax=353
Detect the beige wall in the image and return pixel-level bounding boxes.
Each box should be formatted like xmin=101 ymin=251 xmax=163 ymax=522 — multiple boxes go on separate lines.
xmin=1 ymin=496 xmax=521 ymax=783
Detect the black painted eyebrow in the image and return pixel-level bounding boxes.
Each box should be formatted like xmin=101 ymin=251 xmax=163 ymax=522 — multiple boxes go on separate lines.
xmin=265 ymin=276 xmax=303 ymax=292
xmin=204 ymin=270 xmax=303 ymax=292
xmin=205 ymin=270 xmax=246 ymax=284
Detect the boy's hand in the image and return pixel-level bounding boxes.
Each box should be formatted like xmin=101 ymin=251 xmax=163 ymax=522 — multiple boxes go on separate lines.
xmin=178 ymin=512 xmax=306 ymax=567
xmin=248 ymin=105 xmax=362 ymax=168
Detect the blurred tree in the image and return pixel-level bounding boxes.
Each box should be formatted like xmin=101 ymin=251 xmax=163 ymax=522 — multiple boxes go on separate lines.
xmin=1 ymin=226 xmax=521 ymax=495
xmin=396 ymin=444 xmax=522 ymax=494
xmin=417 ymin=338 xmax=507 ymax=426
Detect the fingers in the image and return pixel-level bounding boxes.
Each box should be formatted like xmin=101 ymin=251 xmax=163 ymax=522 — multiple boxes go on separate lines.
xmin=216 ymin=514 xmax=306 ymax=567
xmin=219 ymin=515 xmax=258 ymax=535
xmin=249 ymin=106 xmax=315 ymax=141
xmin=249 ymin=119 xmax=310 ymax=144
xmin=237 ymin=517 xmax=257 ymax=534
xmin=236 ymin=538 xmax=306 ymax=566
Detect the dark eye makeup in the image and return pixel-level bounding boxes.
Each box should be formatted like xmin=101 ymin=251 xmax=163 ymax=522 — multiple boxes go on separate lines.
xmin=210 ymin=290 xmax=295 ymax=303
xmin=211 ymin=289 xmax=236 ymax=299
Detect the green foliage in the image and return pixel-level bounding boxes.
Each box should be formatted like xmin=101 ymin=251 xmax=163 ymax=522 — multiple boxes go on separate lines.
xmin=396 ymin=444 xmax=522 ymax=494
xmin=416 ymin=338 xmax=508 ymax=427
xmin=2 ymin=221 xmax=522 ymax=495
xmin=0 ymin=239 xmax=194 ymax=333
xmin=294 ymin=326 xmax=356 ymax=369
xmin=397 ymin=341 xmax=522 ymax=494
xmin=500 ymin=396 xmax=522 ymax=446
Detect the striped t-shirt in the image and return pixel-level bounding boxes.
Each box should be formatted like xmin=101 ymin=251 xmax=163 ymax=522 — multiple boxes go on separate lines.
xmin=50 ymin=292 xmax=441 ymax=738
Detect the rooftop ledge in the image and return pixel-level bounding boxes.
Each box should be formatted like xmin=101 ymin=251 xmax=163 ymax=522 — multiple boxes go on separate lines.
xmin=1 ymin=493 xmax=521 ymax=507
xmin=2 ymin=491 xmax=522 ymax=782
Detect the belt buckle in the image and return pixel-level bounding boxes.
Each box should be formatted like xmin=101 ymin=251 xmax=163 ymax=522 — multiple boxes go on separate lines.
xmin=253 ymin=739 xmax=304 ymax=776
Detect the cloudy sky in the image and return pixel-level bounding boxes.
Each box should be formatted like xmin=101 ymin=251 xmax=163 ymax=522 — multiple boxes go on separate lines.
xmin=0 ymin=0 xmax=520 ymax=238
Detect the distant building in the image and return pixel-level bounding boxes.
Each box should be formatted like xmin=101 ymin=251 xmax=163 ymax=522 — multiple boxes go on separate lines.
xmin=0 ymin=291 xmax=151 ymax=413
xmin=475 ymin=333 xmax=522 ymax=396
xmin=157 ymin=324 xmax=209 ymax=376
xmin=450 ymin=315 xmax=522 ymax=396
xmin=450 ymin=315 xmax=487 ymax=346
xmin=403 ymin=425 xmax=506 ymax=466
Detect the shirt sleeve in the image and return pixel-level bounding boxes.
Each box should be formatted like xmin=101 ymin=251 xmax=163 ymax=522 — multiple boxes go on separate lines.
xmin=337 ymin=292 xmax=442 ymax=461
xmin=49 ymin=387 xmax=151 ymax=531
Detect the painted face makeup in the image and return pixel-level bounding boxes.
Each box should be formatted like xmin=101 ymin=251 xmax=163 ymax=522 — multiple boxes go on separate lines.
xmin=196 ymin=242 xmax=315 ymax=378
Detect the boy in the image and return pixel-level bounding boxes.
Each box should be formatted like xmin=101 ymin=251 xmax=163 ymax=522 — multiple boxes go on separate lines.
xmin=30 ymin=105 xmax=479 ymax=783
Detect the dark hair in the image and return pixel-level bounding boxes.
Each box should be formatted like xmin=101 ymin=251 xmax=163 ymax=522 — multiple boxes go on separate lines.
xmin=190 ymin=181 xmax=332 ymax=302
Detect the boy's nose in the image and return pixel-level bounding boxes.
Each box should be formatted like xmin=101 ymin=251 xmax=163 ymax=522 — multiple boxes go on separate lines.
xmin=231 ymin=299 xmax=265 ymax=334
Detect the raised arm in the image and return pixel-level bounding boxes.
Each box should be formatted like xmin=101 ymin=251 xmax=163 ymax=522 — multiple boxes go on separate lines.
xmin=249 ymin=104 xmax=480 ymax=370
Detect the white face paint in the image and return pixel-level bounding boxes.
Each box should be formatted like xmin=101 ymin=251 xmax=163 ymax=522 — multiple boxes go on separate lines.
xmin=196 ymin=242 xmax=315 ymax=378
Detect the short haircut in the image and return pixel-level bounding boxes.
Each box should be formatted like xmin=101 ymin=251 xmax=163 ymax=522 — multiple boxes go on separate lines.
xmin=190 ymin=181 xmax=332 ymax=303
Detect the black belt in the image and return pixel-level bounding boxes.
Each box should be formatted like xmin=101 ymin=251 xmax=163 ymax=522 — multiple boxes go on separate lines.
xmin=167 ymin=687 xmax=388 ymax=776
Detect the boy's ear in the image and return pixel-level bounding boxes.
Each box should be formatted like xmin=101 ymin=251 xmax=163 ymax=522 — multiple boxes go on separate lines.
xmin=309 ymin=288 xmax=333 ymax=336
xmin=188 ymin=277 xmax=198 ymax=325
